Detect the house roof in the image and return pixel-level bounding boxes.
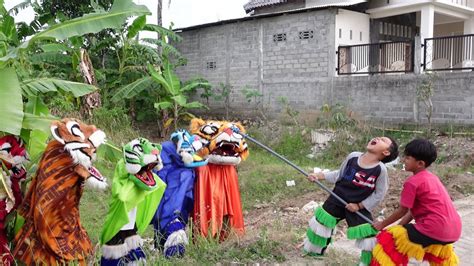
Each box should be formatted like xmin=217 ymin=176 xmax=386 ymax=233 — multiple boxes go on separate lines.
xmin=243 ymin=0 xmax=367 ymax=13
xmin=244 ymin=0 xmax=288 ymax=13
xmin=176 ymin=1 xmax=367 ymax=32
xmin=308 ymin=0 xmax=367 ymax=8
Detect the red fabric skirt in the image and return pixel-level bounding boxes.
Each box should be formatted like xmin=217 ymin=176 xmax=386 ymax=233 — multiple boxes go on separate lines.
xmin=193 ymin=164 xmax=244 ymax=239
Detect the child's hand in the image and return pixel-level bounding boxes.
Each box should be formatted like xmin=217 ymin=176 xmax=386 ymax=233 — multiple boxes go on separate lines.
xmin=345 ymin=203 xmax=360 ymax=212
xmin=307 ymin=172 xmax=324 ymax=182
xmin=372 ymin=221 xmax=385 ymax=231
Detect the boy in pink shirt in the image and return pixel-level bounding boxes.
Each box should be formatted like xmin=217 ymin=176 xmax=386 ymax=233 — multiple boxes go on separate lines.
xmin=371 ymin=139 xmax=461 ymax=265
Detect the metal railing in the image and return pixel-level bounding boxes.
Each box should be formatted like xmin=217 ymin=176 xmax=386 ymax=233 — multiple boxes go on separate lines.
xmin=337 ymin=41 xmax=414 ymax=75
xmin=423 ymin=34 xmax=474 ymax=71
xmin=443 ymin=0 xmax=474 ymax=8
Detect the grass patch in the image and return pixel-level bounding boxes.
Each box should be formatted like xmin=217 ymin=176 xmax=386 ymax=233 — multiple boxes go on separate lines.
xmin=77 ymin=117 xmax=473 ymax=264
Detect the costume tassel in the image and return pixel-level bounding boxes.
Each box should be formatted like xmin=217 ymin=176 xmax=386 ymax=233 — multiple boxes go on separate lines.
xmin=347 ymin=223 xmax=378 ymax=239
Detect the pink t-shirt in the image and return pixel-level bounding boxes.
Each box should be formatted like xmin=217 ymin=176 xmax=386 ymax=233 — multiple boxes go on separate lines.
xmin=400 ymin=169 xmax=462 ymax=242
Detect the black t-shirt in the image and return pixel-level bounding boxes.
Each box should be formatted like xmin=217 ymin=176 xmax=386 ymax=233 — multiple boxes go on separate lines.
xmin=329 ymin=157 xmax=382 ymax=204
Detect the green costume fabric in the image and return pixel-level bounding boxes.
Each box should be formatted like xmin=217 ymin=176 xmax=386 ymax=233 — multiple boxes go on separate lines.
xmin=314 ymin=207 xmax=338 ymax=229
xmin=347 ymin=223 xmax=378 ymax=239
xmin=100 ymin=159 xmax=166 ymax=244
xmin=360 ymin=250 xmax=372 ymax=265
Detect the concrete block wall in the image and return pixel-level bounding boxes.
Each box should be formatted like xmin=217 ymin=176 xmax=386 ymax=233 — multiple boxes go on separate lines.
xmin=175 ymin=9 xmax=336 ymax=111
xmin=174 ymin=9 xmax=474 ymax=125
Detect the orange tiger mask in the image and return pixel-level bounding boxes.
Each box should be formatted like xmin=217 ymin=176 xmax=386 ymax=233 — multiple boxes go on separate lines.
xmin=50 ymin=118 xmax=107 ymax=188
xmin=190 ymin=118 xmax=249 ymax=165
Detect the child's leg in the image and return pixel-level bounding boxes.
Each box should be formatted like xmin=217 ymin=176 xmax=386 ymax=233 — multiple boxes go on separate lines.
xmin=303 ymin=200 xmax=344 ymax=256
xmin=345 ymin=209 xmax=377 ymax=266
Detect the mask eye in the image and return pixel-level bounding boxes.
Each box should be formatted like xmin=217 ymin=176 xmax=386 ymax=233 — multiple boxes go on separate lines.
xmin=66 ymin=121 xmax=85 ymax=140
xmin=1 ymin=143 xmax=12 ymax=154
xmin=183 ymin=134 xmax=189 ymax=143
xmin=133 ymin=144 xmax=143 ymax=154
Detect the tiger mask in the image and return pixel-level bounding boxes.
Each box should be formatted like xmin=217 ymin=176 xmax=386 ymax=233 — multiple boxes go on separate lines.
xmin=190 ymin=118 xmax=249 ymax=165
xmin=50 ymin=118 xmax=107 ymax=189
xmin=0 ymin=135 xmax=29 ymax=179
xmin=170 ymin=129 xmax=207 ymax=168
xmin=123 ymin=138 xmax=163 ymax=191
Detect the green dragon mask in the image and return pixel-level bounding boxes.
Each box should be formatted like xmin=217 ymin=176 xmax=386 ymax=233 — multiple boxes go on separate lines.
xmin=123 ymin=138 xmax=163 ymax=191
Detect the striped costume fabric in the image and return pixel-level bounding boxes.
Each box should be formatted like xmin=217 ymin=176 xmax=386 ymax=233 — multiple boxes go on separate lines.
xmin=13 ymin=141 xmax=93 ymax=265
xmin=370 ymin=225 xmax=459 ymax=266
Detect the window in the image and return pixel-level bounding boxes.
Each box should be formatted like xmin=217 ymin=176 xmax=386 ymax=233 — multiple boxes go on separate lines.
xmin=339 ymin=28 xmax=342 ymax=38
xmin=360 ymin=31 xmax=362 ymax=41
xmin=299 ymin=30 xmax=314 ymax=39
xmin=206 ymin=61 xmax=216 ymax=70
xmin=273 ymin=33 xmax=287 ymax=42
xmin=350 ymin=30 xmax=352 ymax=40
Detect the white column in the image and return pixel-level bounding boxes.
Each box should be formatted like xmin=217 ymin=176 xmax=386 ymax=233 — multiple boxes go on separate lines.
xmin=464 ymin=16 xmax=474 ymax=34
xmin=420 ymin=5 xmax=435 ymax=70
xmin=463 ymin=16 xmax=474 ymax=68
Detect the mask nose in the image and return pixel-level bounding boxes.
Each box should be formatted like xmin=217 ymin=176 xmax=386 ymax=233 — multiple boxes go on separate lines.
xmin=223 ymin=128 xmax=233 ymax=135
xmin=151 ymin=149 xmax=159 ymax=155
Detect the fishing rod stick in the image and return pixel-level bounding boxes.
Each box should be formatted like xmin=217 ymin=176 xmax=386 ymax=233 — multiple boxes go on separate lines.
xmin=233 ymin=128 xmax=373 ymax=224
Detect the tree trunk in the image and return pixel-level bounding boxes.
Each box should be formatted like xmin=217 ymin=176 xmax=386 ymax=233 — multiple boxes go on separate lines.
xmin=79 ymin=49 xmax=101 ymax=118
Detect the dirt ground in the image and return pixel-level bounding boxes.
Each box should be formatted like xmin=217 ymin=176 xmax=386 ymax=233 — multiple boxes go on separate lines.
xmin=241 ymin=135 xmax=474 ymax=265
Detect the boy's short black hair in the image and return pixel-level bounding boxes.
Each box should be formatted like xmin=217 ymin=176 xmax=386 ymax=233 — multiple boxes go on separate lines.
xmin=381 ymin=136 xmax=399 ymax=163
xmin=404 ymin=138 xmax=437 ymax=167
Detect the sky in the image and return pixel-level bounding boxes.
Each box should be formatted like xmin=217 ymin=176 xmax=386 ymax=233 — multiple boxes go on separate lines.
xmin=5 ymin=0 xmax=250 ymax=29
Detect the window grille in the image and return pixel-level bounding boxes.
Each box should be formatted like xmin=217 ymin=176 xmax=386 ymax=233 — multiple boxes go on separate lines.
xmin=299 ymin=30 xmax=314 ymax=40
xmin=206 ymin=61 xmax=216 ymax=70
xmin=273 ymin=33 xmax=287 ymax=42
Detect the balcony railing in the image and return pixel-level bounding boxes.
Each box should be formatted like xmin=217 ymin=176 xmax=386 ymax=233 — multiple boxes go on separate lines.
xmin=441 ymin=0 xmax=474 ymax=8
xmin=337 ymin=41 xmax=414 ymax=75
xmin=423 ymin=34 xmax=474 ymax=71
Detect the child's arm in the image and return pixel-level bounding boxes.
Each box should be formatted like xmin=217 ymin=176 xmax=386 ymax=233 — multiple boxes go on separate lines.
xmin=398 ymin=211 xmax=413 ymax=225
xmin=373 ymin=206 xmax=409 ymax=230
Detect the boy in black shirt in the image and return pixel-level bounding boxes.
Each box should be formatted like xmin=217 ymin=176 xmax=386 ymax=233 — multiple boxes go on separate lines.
xmin=304 ymin=136 xmax=398 ymax=265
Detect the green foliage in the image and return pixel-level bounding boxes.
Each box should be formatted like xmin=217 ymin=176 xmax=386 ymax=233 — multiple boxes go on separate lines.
xmin=242 ymin=86 xmax=263 ymax=103
xmin=417 ymin=73 xmax=437 ymax=134
xmin=149 ymin=59 xmax=210 ymax=129
xmin=90 ymin=107 xmax=139 ymax=145
xmin=0 ymin=0 xmax=150 ymax=138
xmin=318 ymin=103 xmax=356 ymax=129
xmin=274 ymin=132 xmax=311 ymax=162
xmin=277 ymin=96 xmax=299 ymax=126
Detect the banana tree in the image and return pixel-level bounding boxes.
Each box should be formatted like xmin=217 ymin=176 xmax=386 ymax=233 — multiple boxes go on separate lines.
xmin=111 ymin=55 xmax=210 ymax=131
xmin=149 ymin=58 xmax=210 ymax=130
xmin=0 ymin=0 xmax=151 ymax=139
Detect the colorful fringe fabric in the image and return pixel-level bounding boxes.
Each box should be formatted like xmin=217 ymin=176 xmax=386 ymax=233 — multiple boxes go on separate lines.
xmin=314 ymin=207 xmax=337 ymax=229
xmin=360 ymin=250 xmax=372 ymax=265
xmin=303 ymin=207 xmax=337 ymax=256
xmin=371 ymin=225 xmax=459 ymax=266
xmin=347 ymin=223 xmax=378 ymax=240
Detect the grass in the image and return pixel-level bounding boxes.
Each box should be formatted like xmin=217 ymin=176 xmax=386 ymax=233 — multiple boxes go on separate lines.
xmin=37 ymin=110 xmax=474 ymax=264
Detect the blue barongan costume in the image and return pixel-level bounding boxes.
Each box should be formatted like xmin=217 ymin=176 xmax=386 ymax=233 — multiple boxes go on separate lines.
xmin=152 ymin=130 xmax=207 ymax=258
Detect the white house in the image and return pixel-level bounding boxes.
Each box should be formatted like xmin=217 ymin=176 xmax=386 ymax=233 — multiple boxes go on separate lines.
xmin=244 ymin=0 xmax=474 ymax=73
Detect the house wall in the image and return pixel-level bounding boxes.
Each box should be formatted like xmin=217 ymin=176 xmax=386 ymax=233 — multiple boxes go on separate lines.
xmin=175 ymin=9 xmax=337 ymax=110
xmin=335 ymin=9 xmax=370 ymax=46
xmin=175 ymin=10 xmax=474 ymax=125
xmin=434 ymin=22 xmax=464 ymax=37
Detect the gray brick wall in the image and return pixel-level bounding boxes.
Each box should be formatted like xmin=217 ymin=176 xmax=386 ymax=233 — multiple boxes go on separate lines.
xmin=175 ymin=9 xmax=336 ymax=111
xmin=174 ymin=9 xmax=474 ymax=125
